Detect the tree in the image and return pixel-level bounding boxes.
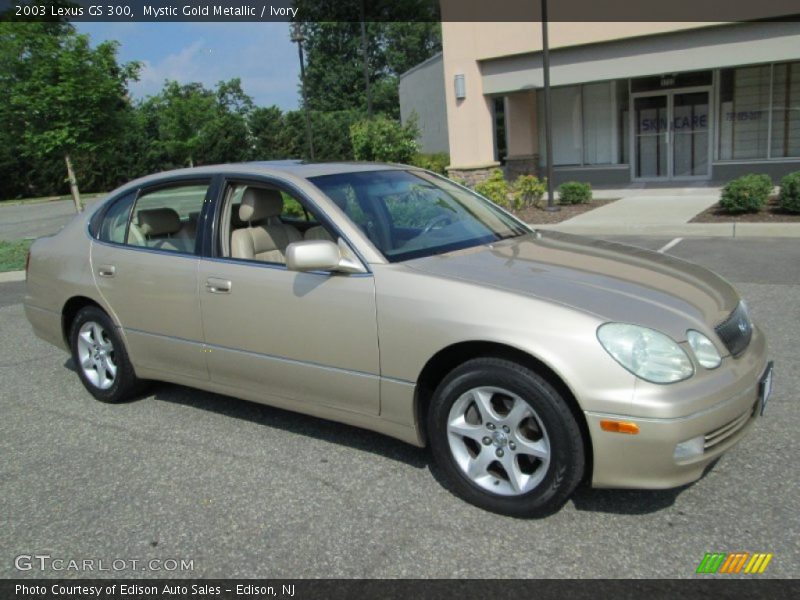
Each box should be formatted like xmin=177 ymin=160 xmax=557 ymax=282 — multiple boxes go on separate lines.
xmin=143 ymin=78 xmax=254 ymax=169
xmin=292 ymin=2 xmax=442 ymax=118
xmin=1 ymin=20 xmax=140 ymax=211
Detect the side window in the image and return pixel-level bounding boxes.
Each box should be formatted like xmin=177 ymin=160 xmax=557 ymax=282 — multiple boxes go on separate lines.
xmin=281 ymin=193 xmax=313 ymax=222
xmin=127 ymin=183 xmax=208 ymax=254
xmin=223 ymin=183 xmax=327 ymax=263
xmin=98 ymin=192 xmax=136 ymax=244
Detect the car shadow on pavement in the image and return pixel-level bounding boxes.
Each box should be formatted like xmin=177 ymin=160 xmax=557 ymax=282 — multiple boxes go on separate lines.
xmin=569 ymin=459 xmax=719 ymax=515
xmin=64 ymin=357 xmax=428 ymax=469
xmin=150 ymin=380 xmax=429 ymax=470
xmin=569 ymin=485 xmax=690 ymax=515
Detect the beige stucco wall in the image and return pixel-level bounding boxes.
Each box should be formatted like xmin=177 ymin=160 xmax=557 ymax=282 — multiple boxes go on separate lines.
xmin=441 ymin=22 xmax=716 ymax=168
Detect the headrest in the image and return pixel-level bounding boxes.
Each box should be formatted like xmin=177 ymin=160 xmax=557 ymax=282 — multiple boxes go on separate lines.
xmin=137 ymin=208 xmax=181 ymax=236
xmin=239 ymin=188 xmax=283 ymax=222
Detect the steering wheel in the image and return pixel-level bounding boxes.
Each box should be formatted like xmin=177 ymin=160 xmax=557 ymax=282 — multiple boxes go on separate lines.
xmin=421 ymin=214 xmax=453 ymax=235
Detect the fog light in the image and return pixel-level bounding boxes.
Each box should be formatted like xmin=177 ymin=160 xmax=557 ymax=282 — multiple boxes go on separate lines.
xmin=674 ymin=436 xmax=704 ymax=460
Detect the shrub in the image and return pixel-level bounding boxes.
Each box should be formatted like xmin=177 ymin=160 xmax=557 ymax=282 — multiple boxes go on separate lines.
xmin=410 ymin=152 xmax=450 ymax=175
xmin=511 ymin=174 xmax=546 ymax=210
xmin=349 ymin=116 xmax=419 ymax=164
xmin=719 ymin=174 xmax=773 ymax=213
xmin=558 ymin=181 xmax=592 ymax=205
xmin=778 ymin=171 xmax=800 ymax=213
xmin=473 ymin=169 xmax=511 ymax=208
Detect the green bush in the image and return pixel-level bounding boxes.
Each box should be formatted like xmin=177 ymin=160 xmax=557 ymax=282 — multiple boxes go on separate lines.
xmin=511 ymin=174 xmax=546 ymax=210
xmin=410 ymin=152 xmax=450 ymax=175
xmin=350 ymin=116 xmax=419 ymax=164
xmin=719 ymin=174 xmax=773 ymax=213
xmin=474 ymin=169 xmax=511 ymax=208
xmin=558 ymin=181 xmax=592 ymax=205
xmin=778 ymin=171 xmax=800 ymax=213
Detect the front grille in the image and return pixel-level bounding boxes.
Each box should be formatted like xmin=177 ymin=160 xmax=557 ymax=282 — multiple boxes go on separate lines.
xmin=704 ymin=402 xmax=758 ymax=451
xmin=715 ymin=301 xmax=753 ymax=357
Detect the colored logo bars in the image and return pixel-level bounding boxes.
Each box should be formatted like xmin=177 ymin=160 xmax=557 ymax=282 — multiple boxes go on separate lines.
xmin=696 ymin=552 xmax=773 ymax=574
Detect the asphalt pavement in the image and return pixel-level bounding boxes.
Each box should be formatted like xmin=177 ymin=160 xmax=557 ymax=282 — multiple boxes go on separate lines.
xmin=0 ymin=236 xmax=798 ymax=579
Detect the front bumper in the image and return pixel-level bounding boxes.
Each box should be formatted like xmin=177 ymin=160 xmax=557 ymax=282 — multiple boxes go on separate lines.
xmin=587 ymin=327 xmax=769 ymax=489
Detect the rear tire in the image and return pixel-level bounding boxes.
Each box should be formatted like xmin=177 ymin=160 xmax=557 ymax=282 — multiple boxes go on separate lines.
xmin=428 ymin=357 xmax=584 ymax=517
xmin=69 ymin=305 xmax=144 ymax=403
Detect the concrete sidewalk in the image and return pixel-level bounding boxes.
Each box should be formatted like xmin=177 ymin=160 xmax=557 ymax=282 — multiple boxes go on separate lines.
xmin=536 ymin=187 xmax=800 ymax=237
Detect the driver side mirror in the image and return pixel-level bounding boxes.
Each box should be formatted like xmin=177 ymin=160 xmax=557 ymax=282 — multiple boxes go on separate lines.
xmin=285 ymin=239 xmax=366 ymax=274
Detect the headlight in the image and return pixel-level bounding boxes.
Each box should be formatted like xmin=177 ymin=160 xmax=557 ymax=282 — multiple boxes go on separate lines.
xmin=597 ymin=323 xmax=694 ymax=384
xmin=687 ymin=330 xmax=722 ymax=369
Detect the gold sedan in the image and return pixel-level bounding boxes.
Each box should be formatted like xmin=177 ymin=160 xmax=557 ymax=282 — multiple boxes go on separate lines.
xmin=24 ymin=162 xmax=772 ymax=517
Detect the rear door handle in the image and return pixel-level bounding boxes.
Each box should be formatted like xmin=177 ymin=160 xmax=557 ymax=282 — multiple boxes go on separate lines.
xmin=205 ymin=278 xmax=232 ymax=294
xmin=97 ymin=265 xmax=116 ymax=278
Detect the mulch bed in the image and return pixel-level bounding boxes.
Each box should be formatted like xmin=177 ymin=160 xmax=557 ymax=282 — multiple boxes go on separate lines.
xmin=514 ymin=198 xmax=617 ymax=225
xmin=690 ymin=197 xmax=800 ymax=223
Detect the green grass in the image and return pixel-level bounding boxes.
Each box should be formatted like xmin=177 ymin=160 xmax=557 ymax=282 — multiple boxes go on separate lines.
xmin=0 ymin=239 xmax=33 ymax=272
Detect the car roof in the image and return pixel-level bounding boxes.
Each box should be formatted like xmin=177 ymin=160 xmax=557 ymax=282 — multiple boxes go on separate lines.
xmin=128 ymin=161 xmax=412 ymax=187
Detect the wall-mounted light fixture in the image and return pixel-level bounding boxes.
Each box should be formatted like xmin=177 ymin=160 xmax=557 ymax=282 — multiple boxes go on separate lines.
xmin=454 ymin=74 xmax=466 ymax=100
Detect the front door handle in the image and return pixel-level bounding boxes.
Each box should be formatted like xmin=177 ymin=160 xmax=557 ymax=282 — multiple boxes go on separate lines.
xmin=205 ymin=278 xmax=232 ymax=294
xmin=97 ymin=265 xmax=116 ymax=278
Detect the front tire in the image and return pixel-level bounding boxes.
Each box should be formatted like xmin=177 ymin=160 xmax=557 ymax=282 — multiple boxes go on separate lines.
xmin=69 ymin=305 xmax=143 ymax=403
xmin=428 ymin=357 xmax=585 ymax=517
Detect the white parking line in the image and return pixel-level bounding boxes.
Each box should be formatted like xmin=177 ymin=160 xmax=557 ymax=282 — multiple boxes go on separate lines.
xmin=658 ymin=237 xmax=683 ymax=254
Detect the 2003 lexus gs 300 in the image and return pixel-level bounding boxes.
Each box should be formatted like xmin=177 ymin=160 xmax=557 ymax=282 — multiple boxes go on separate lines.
xmin=25 ymin=162 xmax=773 ymax=516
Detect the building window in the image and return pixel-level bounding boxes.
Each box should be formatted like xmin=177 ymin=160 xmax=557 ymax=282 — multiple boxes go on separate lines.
xmin=718 ymin=65 xmax=771 ymax=160
xmin=771 ymin=61 xmax=800 ymax=158
xmin=549 ymin=85 xmax=582 ymax=165
xmin=538 ymin=79 xmax=628 ymax=167
xmin=583 ymin=82 xmax=614 ymax=165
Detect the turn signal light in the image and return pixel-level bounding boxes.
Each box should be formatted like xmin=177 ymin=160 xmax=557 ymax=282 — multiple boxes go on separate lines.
xmin=600 ymin=420 xmax=640 ymax=434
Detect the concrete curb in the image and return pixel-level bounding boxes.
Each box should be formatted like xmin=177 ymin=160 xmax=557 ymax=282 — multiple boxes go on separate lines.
xmin=0 ymin=270 xmax=25 ymax=283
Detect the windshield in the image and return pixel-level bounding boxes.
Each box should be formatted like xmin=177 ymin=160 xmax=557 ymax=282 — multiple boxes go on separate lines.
xmin=308 ymin=170 xmax=530 ymax=262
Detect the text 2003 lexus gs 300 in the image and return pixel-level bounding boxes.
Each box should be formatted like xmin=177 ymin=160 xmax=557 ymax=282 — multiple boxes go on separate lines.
xmin=25 ymin=162 xmax=773 ymax=516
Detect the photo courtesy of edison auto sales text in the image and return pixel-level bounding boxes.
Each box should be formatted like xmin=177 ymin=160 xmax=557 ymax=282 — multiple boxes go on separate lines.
xmin=15 ymin=584 xmax=296 ymax=597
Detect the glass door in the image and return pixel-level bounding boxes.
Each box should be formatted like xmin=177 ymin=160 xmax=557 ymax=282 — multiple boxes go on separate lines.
xmin=634 ymin=95 xmax=668 ymax=178
xmin=672 ymin=91 xmax=710 ymax=178
xmin=632 ymin=89 xmax=711 ymax=180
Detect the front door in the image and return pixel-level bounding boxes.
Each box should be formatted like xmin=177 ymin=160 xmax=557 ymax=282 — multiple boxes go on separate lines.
xmin=197 ymin=180 xmax=381 ymax=416
xmin=633 ymin=89 xmax=711 ymax=180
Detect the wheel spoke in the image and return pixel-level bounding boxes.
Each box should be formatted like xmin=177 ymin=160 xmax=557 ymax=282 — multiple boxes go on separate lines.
xmin=79 ymin=330 xmax=94 ymax=347
xmin=97 ymin=361 xmax=109 ymax=384
xmin=501 ymin=454 xmax=526 ymax=494
xmin=80 ymin=354 xmax=94 ymax=370
xmin=505 ymin=398 xmax=532 ymax=427
xmin=92 ymin=323 xmax=104 ymax=345
xmin=516 ymin=436 xmax=549 ymax=459
xmin=471 ymin=388 xmax=498 ymax=422
xmin=103 ymin=357 xmax=117 ymax=379
xmin=467 ymin=448 xmax=495 ymax=479
xmin=447 ymin=415 xmax=484 ymax=442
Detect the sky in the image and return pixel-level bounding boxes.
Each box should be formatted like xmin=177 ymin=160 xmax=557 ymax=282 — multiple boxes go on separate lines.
xmin=75 ymin=22 xmax=302 ymax=110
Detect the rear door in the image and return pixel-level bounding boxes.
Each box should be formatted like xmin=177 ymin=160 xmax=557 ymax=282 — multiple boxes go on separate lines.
xmin=91 ymin=179 xmax=213 ymax=381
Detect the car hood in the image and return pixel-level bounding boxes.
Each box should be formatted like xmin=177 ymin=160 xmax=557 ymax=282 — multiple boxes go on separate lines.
xmin=405 ymin=231 xmax=740 ymax=340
